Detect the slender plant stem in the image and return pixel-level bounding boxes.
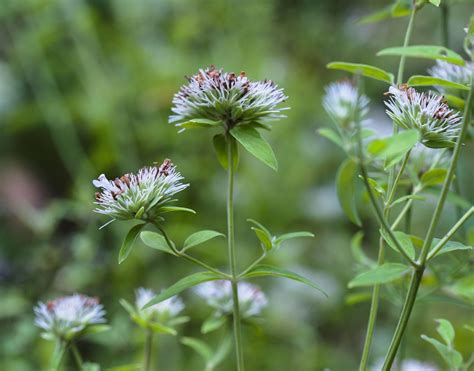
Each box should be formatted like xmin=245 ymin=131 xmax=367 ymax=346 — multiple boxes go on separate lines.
xmin=382 ymin=67 xmax=474 ymax=371
xmin=238 ymin=252 xmax=266 ymax=279
xmin=50 ymin=340 xmax=68 ymax=371
xmin=386 ymin=150 xmax=411 ymax=208
xmin=427 ymin=206 xmax=474 ymax=261
xmin=154 ymin=223 xmax=230 ymax=279
xmin=144 ymin=330 xmax=154 ymax=371
xmin=70 ymin=342 xmax=83 ymax=369
xmin=358 ymin=6 xmax=418 ymax=369
xmin=226 ymin=134 xmax=244 ymax=371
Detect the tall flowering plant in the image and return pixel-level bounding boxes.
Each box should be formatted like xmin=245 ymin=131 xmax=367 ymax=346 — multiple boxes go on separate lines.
xmin=323 ymin=3 xmax=474 ymax=370
xmin=92 ymin=66 xmax=326 ymax=370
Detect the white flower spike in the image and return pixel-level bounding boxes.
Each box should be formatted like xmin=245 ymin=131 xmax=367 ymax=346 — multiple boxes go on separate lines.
xmin=34 ymin=294 xmax=106 ymax=340
xmin=93 ymin=159 xmax=188 ymax=224
xmin=385 ymin=86 xmax=462 ymax=148
xmin=170 ymin=66 xmax=288 ymax=130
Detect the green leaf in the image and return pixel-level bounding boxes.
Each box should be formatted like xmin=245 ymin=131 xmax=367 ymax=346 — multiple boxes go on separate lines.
xmin=444 ymin=94 xmax=465 ymax=110
xmin=159 ymin=206 xmax=196 ymax=214
xmin=143 ymin=272 xmax=222 ymax=308
xmin=380 ymin=229 xmax=416 ymax=261
xmin=140 ymin=231 xmax=177 ymax=255
xmin=429 ymin=0 xmax=441 ymax=6
xmin=119 ymin=223 xmax=146 ymax=264
xmin=274 ymin=232 xmax=314 ymax=246
xmin=368 ymin=129 xmax=420 ymax=168
xmin=230 ymin=125 xmax=278 ymax=170
xmin=348 ymin=263 xmax=410 ymax=288
xmin=147 ymin=321 xmax=177 ymax=335
xmin=81 ymin=324 xmax=111 ymax=336
xmin=421 ymin=335 xmax=463 ymax=368
xmin=183 ymin=230 xmax=225 ymax=251
xmin=201 ymin=315 xmax=227 ymax=334
xmin=435 ymin=319 xmax=455 ymax=346
xmin=176 ymin=118 xmax=222 ymax=129
xmin=243 ymin=264 xmax=327 ymax=296
xmin=327 ymin=62 xmax=394 ymax=83
xmin=350 ymin=231 xmax=373 ymax=266
xmin=207 ymin=335 xmax=233 ymax=370
xmin=357 ymin=5 xmax=392 ymax=25
xmin=212 ymin=134 xmax=239 ymax=170
xmin=391 ymin=0 xmax=411 ymax=17
xmin=251 ymin=227 xmax=273 ymax=250
xmin=318 ymin=128 xmax=344 ymax=149
xmin=336 ymin=158 xmax=361 ymax=226
xmin=450 ymin=274 xmax=474 ymax=302
xmin=181 ymin=337 xmax=213 ymax=361
xmin=430 ymin=239 xmax=472 ymax=258
xmin=391 ymin=194 xmax=425 ymax=206
xmin=377 ymin=45 xmax=465 ymax=66
xmin=119 ymin=299 xmax=137 ymax=316
xmin=421 ymin=168 xmax=448 ymax=187
xmin=247 ymin=219 xmax=272 ymax=237
xmin=407 ymin=75 xmax=469 ymax=90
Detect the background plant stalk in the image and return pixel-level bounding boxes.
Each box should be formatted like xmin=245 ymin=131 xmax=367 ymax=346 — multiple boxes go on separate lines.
xmin=226 ymin=133 xmax=245 ymax=371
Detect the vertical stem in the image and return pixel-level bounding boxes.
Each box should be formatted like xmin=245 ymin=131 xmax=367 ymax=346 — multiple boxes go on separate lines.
xmin=50 ymin=340 xmax=68 ymax=371
xmin=70 ymin=342 xmax=83 ymax=369
xmin=144 ymin=330 xmax=154 ymax=371
xmin=382 ymin=67 xmax=474 ymax=371
xmin=226 ymin=135 xmax=244 ymax=371
xmin=358 ymin=5 xmax=417 ymax=364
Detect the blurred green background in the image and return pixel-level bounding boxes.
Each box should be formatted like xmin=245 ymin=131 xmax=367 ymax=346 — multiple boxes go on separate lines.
xmin=1 ymin=0 xmax=473 ymax=370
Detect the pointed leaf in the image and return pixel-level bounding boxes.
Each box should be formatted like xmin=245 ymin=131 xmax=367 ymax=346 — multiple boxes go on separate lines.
xmin=140 ymin=231 xmax=177 ymax=255
xmin=212 ymin=134 xmax=239 ymax=170
xmin=421 ymin=168 xmax=448 ymax=187
xmin=274 ymin=232 xmax=314 ymax=246
xmin=407 ymin=75 xmax=469 ymax=91
xmin=159 ymin=206 xmax=196 ymax=214
xmin=336 ymin=158 xmax=361 ymax=226
xmin=181 ymin=337 xmax=213 ymax=361
xmin=377 ymin=45 xmax=465 ymax=66
xmin=147 ymin=321 xmax=177 ymax=335
xmin=230 ymin=125 xmax=277 ymax=170
xmin=183 ymin=230 xmax=225 ymax=251
xmin=348 ymin=263 xmax=410 ymax=288
xmin=380 ymin=229 xmax=416 ymax=260
xmin=368 ymin=129 xmax=420 ymax=168
xmin=242 ymin=264 xmax=327 ymax=296
xmin=119 ymin=299 xmax=137 ymax=316
xmin=327 ymin=62 xmax=394 ymax=83
xmin=208 ymin=335 xmax=233 ymax=370
xmin=350 ymin=231 xmax=373 ymax=266
xmin=430 ymin=239 xmax=472 ymax=258
xmin=119 ymin=224 xmax=146 ymax=264
xmin=421 ymin=335 xmax=463 ymax=368
xmin=247 ymin=219 xmax=272 ymax=236
xmin=318 ymin=128 xmax=344 ymax=149
xmin=144 ymin=272 xmax=222 ymax=308
xmin=176 ymin=118 xmax=222 ymax=129
xmin=201 ymin=315 xmax=227 ymax=334
xmin=251 ymin=227 xmax=273 ymax=250
xmin=435 ymin=319 xmax=455 ymax=346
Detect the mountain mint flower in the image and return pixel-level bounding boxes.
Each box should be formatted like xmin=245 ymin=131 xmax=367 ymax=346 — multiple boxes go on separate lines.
xmin=195 ymin=280 xmax=267 ymax=318
xmin=428 ymin=60 xmax=472 ymax=97
xmin=34 ymin=294 xmax=106 ymax=340
xmin=135 ymin=287 xmax=184 ymax=322
xmin=323 ymin=80 xmax=370 ymax=130
xmin=170 ymin=66 xmax=288 ymax=130
xmin=93 ymin=159 xmax=188 ymax=225
xmin=385 ymin=86 xmax=462 ymax=148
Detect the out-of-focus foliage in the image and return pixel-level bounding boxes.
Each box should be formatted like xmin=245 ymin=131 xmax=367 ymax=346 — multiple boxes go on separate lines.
xmin=0 ymin=0 xmax=473 ymax=369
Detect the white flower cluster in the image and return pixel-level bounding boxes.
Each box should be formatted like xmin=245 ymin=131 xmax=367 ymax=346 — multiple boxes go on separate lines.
xmin=195 ymin=280 xmax=268 ymax=318
xmin=323 ymin=80 xmax=370 ymax=129
xmin=385 ymin=86 xmax=462 ymax=148
xmin=34 ymin=294 xmax=106 ymax=340
xmin=170 ymin=66 xmax=288 ymax=128
xmin=93 ymin=159 xmax=188 ymax=224
xmin=135 ymin=287 xmax=184 ymax=321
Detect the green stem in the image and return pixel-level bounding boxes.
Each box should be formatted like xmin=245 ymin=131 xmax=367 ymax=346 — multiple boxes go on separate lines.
xmin=382 ymin=67 xmax=474 ymax=371
xmin=70 ymin=342 xmax=83 ymax=370
xmin=226 ymin=134 xmax=244 ymax=371
xmin=396 ymin=2 xmax=417 ymax=84
xmin=427 ymin=207 xmax=474 ymax=261
xmin=358 ymin=6 xmax=417 ymax=368
xmin=50 ymin=340 xmax=68 ymax=371
xmin=386 ymin=150 xmax=411 ymax=208
xmin=144 ymin=329 xmax=154 ymax=371
xmin=154 ymin=224 xmax=230 ymax=279
xmin=238 ymin=252 xmax=266 ymax=279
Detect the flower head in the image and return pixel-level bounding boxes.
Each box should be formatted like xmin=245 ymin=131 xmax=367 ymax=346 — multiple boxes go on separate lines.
xmin=93 ymin=159 xmax=188 ymax=224
xmin=195 ymin=280 xmax=267 ymax=318
xmin=323 ymin=80 xmax=370 ymax=129
xmin=428 ymin=60 xmax=472 ymax=97
xmin=34 ymin=294 xmax=106 ymax=340
xmin=135 ymin=287 xmax=184 ymax=322
xmin=170 ymin=66 xmax=288 ymax=130
xmin=385 ymin=86 xmax=462 ymax=148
